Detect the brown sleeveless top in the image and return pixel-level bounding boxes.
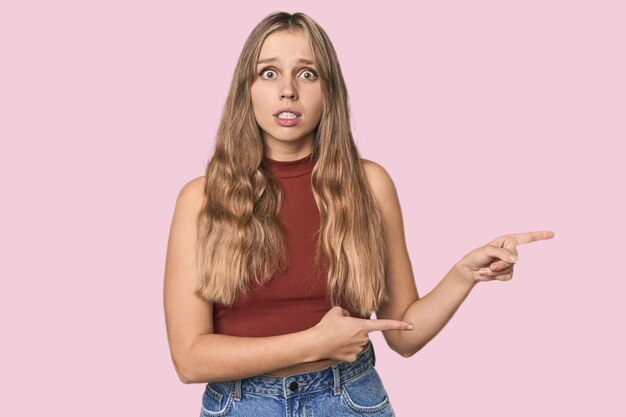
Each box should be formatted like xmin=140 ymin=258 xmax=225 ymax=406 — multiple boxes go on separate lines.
xmin=212 ymin=153 xmax=367 ymax=337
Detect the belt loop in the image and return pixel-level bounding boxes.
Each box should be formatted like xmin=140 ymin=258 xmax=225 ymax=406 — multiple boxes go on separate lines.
xmin=331 ymin=364 xmax=341 ymax=396
xmin=234 ymin=380 xmax=242 ymax=401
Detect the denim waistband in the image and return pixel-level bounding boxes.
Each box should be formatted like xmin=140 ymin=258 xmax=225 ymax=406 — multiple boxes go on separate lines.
xmin=218 ymin=340 xmax=377 ymax=399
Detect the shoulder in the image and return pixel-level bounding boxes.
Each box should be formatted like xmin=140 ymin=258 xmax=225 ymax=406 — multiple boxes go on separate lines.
xmin=172 ymin=175 xmax=206 ymax=222
xmin=176 ymin=175 xmax=206 ymax=205
xmin=179 ymin=175 xmax=205 ymax=196
xmin=360 ymin=158 xmax=398 ymax=204
xmin=361 ymin=158 xmax=392 ymax=182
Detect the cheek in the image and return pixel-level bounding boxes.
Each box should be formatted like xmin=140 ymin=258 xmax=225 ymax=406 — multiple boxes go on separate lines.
xmin=303 ymin=87 xmax=323 ymax=115
xmin=315 ymin=88 xmax=324 ymax=111
xmin=249 ymin=85 xmax=266 ymax=111
xmin=313 ymin=95 xmax=324 ymax=120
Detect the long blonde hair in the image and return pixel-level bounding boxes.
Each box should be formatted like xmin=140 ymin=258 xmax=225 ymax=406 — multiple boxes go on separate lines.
xmin=195 ymin=11 xmax=389 ymax=317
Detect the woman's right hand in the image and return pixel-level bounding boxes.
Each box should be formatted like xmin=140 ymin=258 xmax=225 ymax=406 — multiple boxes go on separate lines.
xmin=309 ymin=306 xmax=414 ymax=362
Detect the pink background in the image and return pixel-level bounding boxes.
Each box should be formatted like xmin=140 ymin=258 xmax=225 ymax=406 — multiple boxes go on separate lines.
xmin=2 ymin=1 xmax=624 ymax=415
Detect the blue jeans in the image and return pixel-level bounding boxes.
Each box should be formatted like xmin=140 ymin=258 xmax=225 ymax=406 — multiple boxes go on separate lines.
xmin=199 ymin=340 xmax=395 ymax=416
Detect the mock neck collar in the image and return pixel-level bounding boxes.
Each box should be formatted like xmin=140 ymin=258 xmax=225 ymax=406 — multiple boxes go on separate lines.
xmin=264 ymin=153 xmax=313 ymax=179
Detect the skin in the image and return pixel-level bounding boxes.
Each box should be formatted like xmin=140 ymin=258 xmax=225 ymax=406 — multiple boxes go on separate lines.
xmin=250 ymin=29 xmax=323 ymax=161
xmin=162 ymin=28 xmax=556 ymax=384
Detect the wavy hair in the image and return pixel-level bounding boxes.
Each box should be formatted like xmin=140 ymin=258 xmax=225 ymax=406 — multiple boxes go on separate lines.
xmin=195 ymin=11 xmax=389 ymax=317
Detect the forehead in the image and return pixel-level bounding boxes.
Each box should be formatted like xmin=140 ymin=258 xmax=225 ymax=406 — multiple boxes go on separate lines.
xmin=257 ymin=30 xmax=315 ymax=64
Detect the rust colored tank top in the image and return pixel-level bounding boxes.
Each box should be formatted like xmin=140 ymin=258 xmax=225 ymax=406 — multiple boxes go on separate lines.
xmin=212 ymin=152 xmax=368 ymax=337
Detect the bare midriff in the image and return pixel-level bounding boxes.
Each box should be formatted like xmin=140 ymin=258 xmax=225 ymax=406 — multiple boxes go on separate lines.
xmin=261 ymin=358 xmax=342 ymax=377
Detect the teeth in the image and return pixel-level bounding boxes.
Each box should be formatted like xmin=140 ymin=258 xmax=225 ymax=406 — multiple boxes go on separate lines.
xmin=278 ymin=112 xmax=297 ymax=119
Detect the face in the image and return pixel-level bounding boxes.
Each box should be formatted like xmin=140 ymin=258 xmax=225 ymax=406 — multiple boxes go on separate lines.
xmin=250 ymin=29 xmax=323 ymax=159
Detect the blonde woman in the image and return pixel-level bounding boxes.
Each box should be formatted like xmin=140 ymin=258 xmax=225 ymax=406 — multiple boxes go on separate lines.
xmin=163 ymin=11 xmax=554 ymax=417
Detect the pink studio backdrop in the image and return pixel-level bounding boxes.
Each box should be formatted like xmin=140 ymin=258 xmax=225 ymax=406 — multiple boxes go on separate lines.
xmin=1 ymin=1 xmax=624 ymax=416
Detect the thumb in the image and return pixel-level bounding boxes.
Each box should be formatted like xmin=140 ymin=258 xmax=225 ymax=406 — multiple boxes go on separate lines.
xmin=483 ymin=244 xmax=518 ymax=264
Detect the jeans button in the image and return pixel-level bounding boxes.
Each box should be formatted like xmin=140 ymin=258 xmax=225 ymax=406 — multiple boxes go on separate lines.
xmin=289 ymin=381 xmax=298 ymax=391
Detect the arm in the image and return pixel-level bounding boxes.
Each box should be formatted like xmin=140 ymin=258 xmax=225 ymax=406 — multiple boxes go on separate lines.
xmin=394 ymin=264 xmax=475 ymax=357
xmin=362 ymin=160 xmax=476 ymax=357
xmin=184 ymin=329 xmax=320 ymax=384
xmin=163 ymin=177 xmax=321 ymax=384
xmin=363 ymin=161 xmax=554 ymax=357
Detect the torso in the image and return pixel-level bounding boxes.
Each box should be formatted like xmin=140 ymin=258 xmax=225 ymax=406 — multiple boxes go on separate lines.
xmin=207 ymin=157 xmax=375 ymax=377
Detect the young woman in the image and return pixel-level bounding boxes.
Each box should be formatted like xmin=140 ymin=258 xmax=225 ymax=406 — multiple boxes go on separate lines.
xmin=163 ymin=11 xmax=555 ymax=417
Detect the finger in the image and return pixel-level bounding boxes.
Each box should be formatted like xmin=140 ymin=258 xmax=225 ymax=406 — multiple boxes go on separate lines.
xmin=489 ymin=259 xmax=515 ymax=272
xmin=364 ymin=319 xmax=414 ymax=333
xmin=510 ymin=230 xmax=555 ymax=246
xmin=483 ymin=245 xmax=519 ymax=264
xmin=493 ymin=265 xmax=514 ymax=275
xmin=480 ymin=264 xmax=514 ymax=278
xmin=495 ymin=269 xmax=514 ymax=281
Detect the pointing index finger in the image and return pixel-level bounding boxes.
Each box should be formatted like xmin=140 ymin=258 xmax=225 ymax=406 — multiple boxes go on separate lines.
xmin=512 ymin=230 xmax=555 ymax=245
xmin=365 ymin=318 xmax=414 ymax=333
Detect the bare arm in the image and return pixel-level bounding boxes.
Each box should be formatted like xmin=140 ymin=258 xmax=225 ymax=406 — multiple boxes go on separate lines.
xmin=395 ymin=264 xmax=475 ymax=356
xmin=397 ymin=229 xmax=555 ymax=357
xmin=163 ymin=176 xmax=322 ymax=384
xmin=362 ymin=160 xmax=553 ymax=357
xmin=184 ymin=330 xmax=320 ymax=384
xmin=363 ymin=160 xmax=475 ymax=357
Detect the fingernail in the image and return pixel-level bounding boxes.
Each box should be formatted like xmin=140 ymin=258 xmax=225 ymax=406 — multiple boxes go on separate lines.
xmin=407 ymin=324 xmax=414 ymax=330
xmin=509 ymin=255 xmax=517 ymax=262
xmin=479 ymin=268 xmax=488 ymax=275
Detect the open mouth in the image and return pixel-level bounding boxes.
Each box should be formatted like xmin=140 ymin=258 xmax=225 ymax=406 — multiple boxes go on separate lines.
xmin=274 ymin=112 xmax=301 ymax=127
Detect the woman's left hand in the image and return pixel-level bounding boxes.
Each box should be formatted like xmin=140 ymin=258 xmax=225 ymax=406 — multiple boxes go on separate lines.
xmin=456 ymin=230 xmax=555 ymax=284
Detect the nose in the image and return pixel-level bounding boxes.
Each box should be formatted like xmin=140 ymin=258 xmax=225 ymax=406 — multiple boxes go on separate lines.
xmin=279 ymin=74 xmax=297 ymax=100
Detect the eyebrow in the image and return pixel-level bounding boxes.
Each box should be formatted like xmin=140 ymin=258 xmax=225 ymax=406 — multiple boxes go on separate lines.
xmin=256 ymin=57 xmax=316 ymax=66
